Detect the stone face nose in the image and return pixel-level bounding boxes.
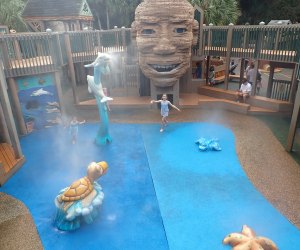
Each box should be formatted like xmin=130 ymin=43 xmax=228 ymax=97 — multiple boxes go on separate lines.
xmin=153 ymin=38 xmax=176 ymax=55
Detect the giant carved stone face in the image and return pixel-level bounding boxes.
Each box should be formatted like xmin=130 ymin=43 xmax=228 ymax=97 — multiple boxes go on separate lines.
xmin=132 ymin=0 xmax=199 ymax=86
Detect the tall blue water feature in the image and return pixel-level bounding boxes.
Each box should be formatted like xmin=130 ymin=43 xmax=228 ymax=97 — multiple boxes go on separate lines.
xmin=85 ymin=53 xmax=113 ymax=145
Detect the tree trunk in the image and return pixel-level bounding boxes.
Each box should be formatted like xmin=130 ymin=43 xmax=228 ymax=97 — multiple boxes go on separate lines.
xmin=96 ymin=12 xmax=102 ymax=30
xmin=106 ymin=6 xmax=110 ymax=29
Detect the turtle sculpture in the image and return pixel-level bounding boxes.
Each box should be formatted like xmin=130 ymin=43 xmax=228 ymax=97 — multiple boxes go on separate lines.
xmin=54 ymin=161 xmax=108 ymax=231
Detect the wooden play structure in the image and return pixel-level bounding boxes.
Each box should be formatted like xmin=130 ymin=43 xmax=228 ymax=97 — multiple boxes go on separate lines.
xmin=0 ymin=5 xmax=300 ymax=184
xmin=22 ymin=0 xmax=93 ymax=32
xmin=0 ymin=65 xmax=24 ymax=186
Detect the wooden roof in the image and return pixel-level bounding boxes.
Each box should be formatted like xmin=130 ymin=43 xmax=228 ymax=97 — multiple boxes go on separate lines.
xmin=22 ymin=0 xmax=93 ymax=20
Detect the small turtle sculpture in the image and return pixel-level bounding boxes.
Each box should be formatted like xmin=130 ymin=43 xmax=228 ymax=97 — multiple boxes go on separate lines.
xmin=54 ymin=161 xmax=108 ymax=231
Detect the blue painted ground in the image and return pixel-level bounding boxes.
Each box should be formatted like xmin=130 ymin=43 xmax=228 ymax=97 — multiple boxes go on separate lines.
xmin=1 ymin=122 xmax=300 ymax=250
xmin=0 ymin=124 xmax=168 ymax=250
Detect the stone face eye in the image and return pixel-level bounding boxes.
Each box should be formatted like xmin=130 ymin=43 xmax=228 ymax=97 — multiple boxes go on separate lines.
xmin=174 ymin=28 xmax=187 ymax=33
xmin=141 ymin=29 xmax=155 ymax=35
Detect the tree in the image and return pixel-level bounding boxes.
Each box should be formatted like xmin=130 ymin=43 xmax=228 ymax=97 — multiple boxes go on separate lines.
xmin=188 ymin=0 xmax=240 ymax=25
xmin=111 ymin=0 xmax=142 ymax=28
xmin=0 ymin=0 xmax=27 ymax=32
xmin=238 ymin=0 xmax=300 ymax=24
xmin=88 ymin=0 xmax=141 ymax=29
xmin=88 ymin=0 xmax=112 ymax=29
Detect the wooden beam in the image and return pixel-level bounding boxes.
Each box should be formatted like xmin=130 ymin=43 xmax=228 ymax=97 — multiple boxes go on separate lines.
xmin=269 ymin=61 xmax=295 ymax=69
xmin=240 ymin=59 xmax=245 ymax=86
xmin=266 ymin=64 xmax=275 ymax=98
xmin=7 ymin=78 xmax=27 ymax=135
xmin=64 ymin=33 xmax=79 ymax=104
xmin=0 ymin=61 xmax=23 ymax=159
xmin=252 ymin=60 xmax=259 ymax=96
xmin=224 ymin=26 xmax=233 ymax=90
xmin=289 ymin=64 xmax=298 ymax=103
xmin=0 ymin=104 xmax=11 ymax=145
xmin=206 ymin=56 xmax=210 ymax=85
xmin=287 ymin=82 xmax=300 ymax=151
xmin=23 ymin=16 xmax=93 ymax=21
xmin=54 ymin=71 xmax=66 ymax=116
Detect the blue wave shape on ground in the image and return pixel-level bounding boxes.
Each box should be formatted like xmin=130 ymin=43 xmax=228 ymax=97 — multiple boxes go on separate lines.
xmin=1 ymin=123 xmax=300 ymax=250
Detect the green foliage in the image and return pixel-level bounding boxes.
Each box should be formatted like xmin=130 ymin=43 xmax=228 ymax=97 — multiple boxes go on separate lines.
xmin=0 ymin=0 xmax=27 ymax=32
xmin=188 ymin=0 xmax=240 ymax=25
xmin=88 ymin=0 xmax=141 ymax=29
xmin=239 ymin=0 xmax=300 ymax=24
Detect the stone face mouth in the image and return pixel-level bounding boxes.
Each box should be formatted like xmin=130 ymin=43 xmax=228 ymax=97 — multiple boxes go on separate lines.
xmin=148 ymin=63 xmax=180 ymax=72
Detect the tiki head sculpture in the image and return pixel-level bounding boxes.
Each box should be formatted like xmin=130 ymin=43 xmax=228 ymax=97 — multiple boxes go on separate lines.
xmin=131 ymin=0 xmax=199 ymax=86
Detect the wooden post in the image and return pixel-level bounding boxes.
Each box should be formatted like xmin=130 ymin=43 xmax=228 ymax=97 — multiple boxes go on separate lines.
xmin=76 ymin=20 xmax=81 ymax=31
xmin=54 ymin=71 xmax=66 ymax=116
xmin=121 ymin=27 xmax=126 ymax=51
xmin=136 ymin=64 xmax=141 ymax=95
xmin=274 ymin=28 xmax=280 ymax=50
xmin=240 ymin=58 xmax=245 ymax=85
xmin=0 ymin=38 xmax=11 ymax=69
xmin=252 ymin=60 xmax=259 ymax=96
xmin=289 ymin=64 xmax=298 ymax=103
xmin=266 ymin=63 xmax=275 ymax=98
xmin=206 ymin=56 xmax=210 ymax=85
xmin=287 ymin=83 xmax=300 ymax=151
xmin=207 ymin=26 xmax=212 ymax=53
xmin=184 ymin=57 xmax=193 ymax=92
xmin=224 ymin=25 xmax=233 ymax=90
xmin=13 ymin=39 xmax=22 ymax=60
xmin=64 ymin=32 xmax=79 ymax=104
xmin=96 ymin=31 xmax=102 ymax=52
xmin=194 ymin=5 xmax=204 ymax=56
xmin=55 ymin=33 xmax=64 ymax=66
xmin=0 ymin=61 xmax=23 ymax=158
xmin=0 ymin=104 xmax=11 ymax=145
xmin=7 ymin=78 xmax=27 ymax=135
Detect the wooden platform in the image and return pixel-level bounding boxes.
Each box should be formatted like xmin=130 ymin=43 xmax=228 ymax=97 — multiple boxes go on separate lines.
xmin=229 ymin=74 xmax=241 ymax=81
xmin=77 ymin=96 xmax=152 ymax=109
xmin=0 ymin=143 xmax=25 ymax=186
xmin=75 ymin=91 xmax=291 ymax=116
xmin=198 ymin=85 xmax=293 ymax=114
xmin=198 ymin=99 xmax=250 ymax=114
xmin=8 ymin=56 xmax=53 ymax=69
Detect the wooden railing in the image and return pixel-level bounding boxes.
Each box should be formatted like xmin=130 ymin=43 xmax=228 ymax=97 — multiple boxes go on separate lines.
xmin=202 ymin=26 xmax=228 ymax=57
xmin=0 ymin=28 xmax=132 ymax=77
xmin=0 ymin=25 xmax=299 ymax=81
xmin=68 ymin=28 xmax=131 ymax=63
xmin=0 ymin=33 xmax=62 ymax=77
xmin=271 ymin=79 xmax=292 ymax=101
xmin=123 ymin=64 xmax=139 ymax=87
xmin=200 ymin=24 xmax=300 ymax=63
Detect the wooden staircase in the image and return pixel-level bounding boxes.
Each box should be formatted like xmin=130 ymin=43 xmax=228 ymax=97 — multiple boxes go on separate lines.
xmin=0 ymin=143 xmax=25 ymax=186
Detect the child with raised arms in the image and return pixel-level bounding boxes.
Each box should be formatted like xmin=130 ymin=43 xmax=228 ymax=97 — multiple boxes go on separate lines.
xmin=150 ymin=94 xmax=181 ymax=132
